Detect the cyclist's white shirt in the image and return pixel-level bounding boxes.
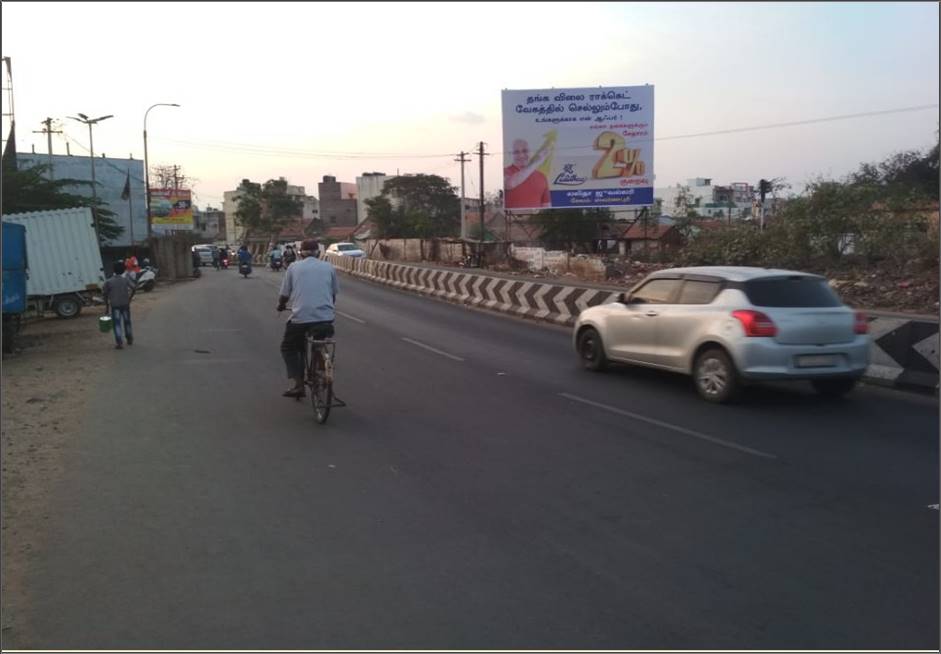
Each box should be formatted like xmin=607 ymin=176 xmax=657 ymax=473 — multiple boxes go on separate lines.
xmin=279 ymin=257 xmax=339 ymax=324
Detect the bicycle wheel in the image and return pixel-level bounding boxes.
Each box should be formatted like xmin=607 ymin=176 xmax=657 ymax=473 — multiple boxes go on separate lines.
xmin=309 ymin=347 xmax=333 ymax=424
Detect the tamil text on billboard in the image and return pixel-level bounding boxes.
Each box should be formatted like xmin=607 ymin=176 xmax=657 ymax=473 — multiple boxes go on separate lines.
xmin=150 ymin=188 xmax=193 ymax=230
xmin=501 ymin=85 xmax=654 ymax=210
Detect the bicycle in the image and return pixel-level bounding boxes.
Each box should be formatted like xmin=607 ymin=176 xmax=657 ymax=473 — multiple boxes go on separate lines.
xmin=298 ymin=330 xmax=346 ymax=424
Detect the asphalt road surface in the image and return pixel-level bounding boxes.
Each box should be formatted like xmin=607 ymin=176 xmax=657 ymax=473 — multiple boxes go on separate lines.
xmin=14 ymin=266 xmax=939 ymax=650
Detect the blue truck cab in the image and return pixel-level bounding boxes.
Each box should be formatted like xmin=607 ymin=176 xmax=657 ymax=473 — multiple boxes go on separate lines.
xmin=2 ymin=221 xmax=28 ymax=352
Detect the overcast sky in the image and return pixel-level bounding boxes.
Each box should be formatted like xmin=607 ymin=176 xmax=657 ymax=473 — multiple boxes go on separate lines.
xmin=3 ymin=1 xmax=938 ymax=208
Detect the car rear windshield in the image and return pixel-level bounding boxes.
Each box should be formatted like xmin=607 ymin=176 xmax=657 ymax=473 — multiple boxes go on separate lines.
xmin=743 ymin=276 xmax=841 ymax=307
xmin=338 ymin=244 xmax=358 ymax=251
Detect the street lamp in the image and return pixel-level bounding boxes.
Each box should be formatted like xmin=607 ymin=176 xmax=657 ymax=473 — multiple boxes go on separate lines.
xmin=143 ymin=103 xmax=180 ymax=239
xmin=68 ymin=113 xmax=114 ymax=241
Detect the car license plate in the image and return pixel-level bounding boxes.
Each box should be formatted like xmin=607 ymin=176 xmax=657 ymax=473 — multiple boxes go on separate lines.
xmin=796 ymin=354 xmax=837 ymax=368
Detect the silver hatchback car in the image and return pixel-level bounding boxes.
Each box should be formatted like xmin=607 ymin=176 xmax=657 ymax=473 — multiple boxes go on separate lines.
xmin=573 ymin=266 xmax=870 ymax=402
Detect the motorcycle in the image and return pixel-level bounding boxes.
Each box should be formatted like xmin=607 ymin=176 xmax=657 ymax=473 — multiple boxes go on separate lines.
xmin=220 ymin=257 xmax=229 ymax=269
xmin=270 ymin=258 xmax=283 ymax=271
xmin=239 ymin=262 xmax=252 ymax=278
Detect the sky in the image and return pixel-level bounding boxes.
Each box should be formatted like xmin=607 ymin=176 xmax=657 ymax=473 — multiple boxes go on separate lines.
xmin=2 ymin=1 xmax=938 ymax=209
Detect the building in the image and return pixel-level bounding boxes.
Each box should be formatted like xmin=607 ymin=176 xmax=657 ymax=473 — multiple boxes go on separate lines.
xmin=318 ymin=175 xmax=358 ymax=227
xmin=356 ymin=172 xmax=389 ymax=224
xmin=16 ymin=152 xmax=148 ymax=246
xmin=223 ymin=180 xmax=318 ymax=244
xmin=654 ymin=177 xmax=755 ymax=221
xmin=193 ymin=205 xmax=226 ymax=241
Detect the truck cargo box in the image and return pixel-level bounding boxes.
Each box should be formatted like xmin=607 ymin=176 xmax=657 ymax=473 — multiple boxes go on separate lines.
xmin=1 ymin=207 xmax=105 ymax=297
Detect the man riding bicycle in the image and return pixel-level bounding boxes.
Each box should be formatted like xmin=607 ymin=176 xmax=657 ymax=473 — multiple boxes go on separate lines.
xmin=277 ymin=239 xmax=339 ymax=398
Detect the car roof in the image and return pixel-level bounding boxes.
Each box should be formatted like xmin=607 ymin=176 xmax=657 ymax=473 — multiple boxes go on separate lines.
xmin=647 ymin=266 xmax=823 ymax=282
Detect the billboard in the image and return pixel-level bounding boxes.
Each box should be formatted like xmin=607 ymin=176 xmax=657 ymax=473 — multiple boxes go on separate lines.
xmin=150 ymin=188 xmax=193 ymax=230
xmin=501 ymin=85 xmax=654 ymax=210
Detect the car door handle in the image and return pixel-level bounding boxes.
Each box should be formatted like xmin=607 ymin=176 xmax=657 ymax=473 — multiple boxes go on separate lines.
xmin=645 ymin=310 xmax=659 ymax=317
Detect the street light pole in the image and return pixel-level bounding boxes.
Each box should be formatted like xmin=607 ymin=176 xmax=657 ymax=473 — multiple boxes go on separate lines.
xmin=143 ymin=103 xmax=180 ymax=239
xmin=68 ymin=113 xmax=113 ymax=242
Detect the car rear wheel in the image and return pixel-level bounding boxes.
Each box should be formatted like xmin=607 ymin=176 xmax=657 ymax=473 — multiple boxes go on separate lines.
xmin=811 ymin=378 xmax=857 ymax=397
xmin=694 ymin=348 xmax=739 ymax=403
xmin=577 ymin=327 xmax=608 ymax=371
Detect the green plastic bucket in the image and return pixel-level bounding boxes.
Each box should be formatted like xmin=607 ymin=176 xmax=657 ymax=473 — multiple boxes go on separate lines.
xmin=98 ymin=315 xmax=113 ymax=333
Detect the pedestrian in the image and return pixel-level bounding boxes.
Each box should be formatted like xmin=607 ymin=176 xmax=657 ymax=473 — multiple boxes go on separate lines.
xmin=124 ymin=252 xmax=141 ymax=279
xmin=102 ymin=260 xmax=136 ymax=349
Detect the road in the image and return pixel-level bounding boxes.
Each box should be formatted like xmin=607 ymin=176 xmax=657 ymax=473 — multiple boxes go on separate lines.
xmin=12 ymin=266 xmax=939 ymax=650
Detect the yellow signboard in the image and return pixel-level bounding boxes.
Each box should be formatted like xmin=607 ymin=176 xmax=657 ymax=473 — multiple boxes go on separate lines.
xmin=150 ymin=188 xmax=193 ymax=229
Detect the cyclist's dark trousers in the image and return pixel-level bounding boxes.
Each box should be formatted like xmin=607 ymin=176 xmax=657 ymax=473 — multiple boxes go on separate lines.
xmin=281 ymin=320 xmax=334 ymax=379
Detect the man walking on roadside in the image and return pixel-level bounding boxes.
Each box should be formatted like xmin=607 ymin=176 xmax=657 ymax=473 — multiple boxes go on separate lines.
xmin=102 ymin=260 xmax=136 ymax=349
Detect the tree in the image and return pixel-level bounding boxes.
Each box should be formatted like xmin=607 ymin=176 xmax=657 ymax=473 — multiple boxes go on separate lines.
xmin=531 ymin=207 xmax=612 ymax=252
xmin=1 ymin=162 xmax=124 ymax=243
xmin=849 ymin=134 xmax=939 ymax=202
xmin=234 ymin=177 xmax=303 ymax=242
xmin=672 ymin=184 xmax=695 ymax=218
xmin=366 ymin=174 xmax=460 ymax=238
xmin=149 ymin=164 xmax=198 ymax=191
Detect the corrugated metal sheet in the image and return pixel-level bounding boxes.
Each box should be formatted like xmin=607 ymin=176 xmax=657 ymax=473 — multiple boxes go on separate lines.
xmin=1 ymin=207 xmax=105 ymax=296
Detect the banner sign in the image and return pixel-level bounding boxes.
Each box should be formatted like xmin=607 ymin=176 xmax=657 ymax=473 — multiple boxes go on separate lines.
xmin=150 ymin=188 xmax=193 ymax=230
xmin=501 ymin=85 xmax=654 ymax=210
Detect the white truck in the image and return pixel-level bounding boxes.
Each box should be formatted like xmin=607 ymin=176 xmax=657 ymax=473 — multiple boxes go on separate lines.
xmin=0 ymin=207 xmax=106 ymax=318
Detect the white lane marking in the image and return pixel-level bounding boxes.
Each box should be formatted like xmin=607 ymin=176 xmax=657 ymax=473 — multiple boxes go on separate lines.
xmin=558 ymin=393 xmax=778 ymax=460
xmin=336 ymin=310 xmax=366 ymax=324
xmin=401 ymin=337 xmax=465 ymax=362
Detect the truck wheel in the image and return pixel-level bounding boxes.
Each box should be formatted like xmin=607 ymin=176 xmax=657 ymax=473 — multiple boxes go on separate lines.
xmin=53 ymin=296 xmax=82 ymax=319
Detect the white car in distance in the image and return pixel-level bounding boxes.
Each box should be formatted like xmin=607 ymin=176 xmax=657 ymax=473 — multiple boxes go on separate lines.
xmin=325 ymin=242 xmax=365 ymax=258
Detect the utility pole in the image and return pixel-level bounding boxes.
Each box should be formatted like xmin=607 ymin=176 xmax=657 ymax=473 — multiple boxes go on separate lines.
xmin=32 ymin=117 xmax=61 ymax=179
xmin=172 ymin=164 xmax=180 ymax=191
xmin=455 ymin=151 xmax=470 ymax=239
xmin=477 ymin=141 xmax=487 ymax=266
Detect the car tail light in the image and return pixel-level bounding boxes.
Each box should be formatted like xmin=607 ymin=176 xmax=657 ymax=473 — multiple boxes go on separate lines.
xmin=854 ymin=311 xmax=868 ymax=334
xmin=732 ymin=310 xmax=777 ymax=337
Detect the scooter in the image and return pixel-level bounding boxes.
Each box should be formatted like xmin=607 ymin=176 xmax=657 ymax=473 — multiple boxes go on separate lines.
xmin=135 ymin=266 xmax=158 ymax=292
xmin=239 ymin=262 xmax=252 ymax=278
